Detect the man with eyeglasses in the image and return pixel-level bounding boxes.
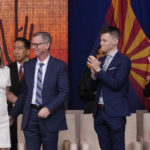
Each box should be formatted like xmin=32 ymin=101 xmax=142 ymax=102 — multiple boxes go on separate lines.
xmin=9 ymin=32 xmax=69 ymax=150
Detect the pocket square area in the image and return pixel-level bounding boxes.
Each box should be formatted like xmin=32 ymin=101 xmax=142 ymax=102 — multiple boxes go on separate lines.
xmin=108 ymin=67 xmax=117 ymax=70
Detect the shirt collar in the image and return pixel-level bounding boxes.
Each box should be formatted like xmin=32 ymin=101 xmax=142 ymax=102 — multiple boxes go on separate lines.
xmin=17 ymin=62 xmax=22 ymax=69
xmin=16 ymin=62 xmax=24 ymax=72
xmin=37 ymin=54 xmax=50 ymax=66
xmin=17 ymin=58 xmax=29 ymax=68
xmin=107 ymin=49 xmax=118 ymax=58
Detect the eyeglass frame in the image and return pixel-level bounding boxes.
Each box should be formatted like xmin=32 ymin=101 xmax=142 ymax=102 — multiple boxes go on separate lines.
xmin=31 ymin=42 xmax=49 ymax=48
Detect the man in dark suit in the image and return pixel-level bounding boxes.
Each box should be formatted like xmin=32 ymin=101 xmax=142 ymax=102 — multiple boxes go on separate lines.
xmin=9 ymin=32 xmax=69 ymax=150
xmin=87 ymin=26 xmax=131 ymax=150
xmin=7 ymin=37 xmax=30 ymax=150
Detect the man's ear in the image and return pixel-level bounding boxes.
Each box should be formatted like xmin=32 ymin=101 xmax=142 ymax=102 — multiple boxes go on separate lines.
xmin=45 ymin=43 xmax=50 ymax=50
xmin=26 ymin=49 xmax=30 ymax=56
xmin=113 ymin=37 xmax=119 ymax=46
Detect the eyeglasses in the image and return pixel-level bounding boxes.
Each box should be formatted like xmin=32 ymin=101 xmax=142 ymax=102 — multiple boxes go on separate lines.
xmin=31 ymin=42 xmax=48 ymax=48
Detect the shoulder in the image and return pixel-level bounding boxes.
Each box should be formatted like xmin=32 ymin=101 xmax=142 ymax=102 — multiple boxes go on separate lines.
xmin=4 ymin=65 xmax=10 ymax=70
xmin=117 ymin=51 xmax=131 ymax=64
xmin=3 ymin=66 xmax=10 ymax=74
xmin=24 ymin=58 xmax=36 ymax=66
xmin=8 ymin=62 xmax=17 ymax=68
xmin=50 ymin=56 xmax=67 ymax=67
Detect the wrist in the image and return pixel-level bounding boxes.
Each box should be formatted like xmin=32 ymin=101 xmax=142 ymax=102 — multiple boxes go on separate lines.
xmin=95 ymin=68 xmax=101 ymax=73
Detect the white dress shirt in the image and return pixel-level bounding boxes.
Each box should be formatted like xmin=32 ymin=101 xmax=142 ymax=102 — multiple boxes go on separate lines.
xmin=17 ymin=62 xmax=24 ymax=73
xmin=31 ymin=55 xmax=50 ymax=104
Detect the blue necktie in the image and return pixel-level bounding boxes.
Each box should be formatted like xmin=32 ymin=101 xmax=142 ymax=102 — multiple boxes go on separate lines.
xmin=103 ymin=55 xmax=112 ymax=71
xmin=35 ymin=63 xmax=44 ymax=106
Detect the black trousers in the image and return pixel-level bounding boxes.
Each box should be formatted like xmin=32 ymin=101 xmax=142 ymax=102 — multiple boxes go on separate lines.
xmin=10 ymin=119 xmax=18 ymax=150
xmin=8 ymin=102 xmax=18 ymax=150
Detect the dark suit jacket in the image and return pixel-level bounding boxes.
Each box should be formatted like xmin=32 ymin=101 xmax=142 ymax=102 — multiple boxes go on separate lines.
xmin=143 ymin=81 xmax=150 ymax=97
xmin=90 ymin=51 xmax=131 ymax=117
xmin=8 ymin=62 xmax=21 ymax=113
xmin=11 ymin=56 xmax=69 ymax=132
xmin=9 ymin=62 xmax=21 ymax=97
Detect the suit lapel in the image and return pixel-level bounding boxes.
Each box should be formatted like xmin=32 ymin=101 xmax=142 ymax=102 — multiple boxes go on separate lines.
xmin=14 ymin=62 xmax=19 ymax=81
xmin=43 ymin=56 xmax=54 ymax=89
xmin=107 ymin=51 xmax=120 ymax=71
xmin=100 ymin=56 xmax=106 ymax=69
xmin=29 ymin=59 xmax=37 ymax=88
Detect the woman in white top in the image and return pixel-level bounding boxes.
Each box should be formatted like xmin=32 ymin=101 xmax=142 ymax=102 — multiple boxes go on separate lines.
xmin=0 ymin=47 xmax=11 ymax=150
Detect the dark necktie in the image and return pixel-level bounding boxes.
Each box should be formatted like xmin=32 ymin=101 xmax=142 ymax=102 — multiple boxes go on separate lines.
xmin=35 ymin=63 xmax=44 ymax=106
xmin=18 ymin=65 xmax=23 ymax=81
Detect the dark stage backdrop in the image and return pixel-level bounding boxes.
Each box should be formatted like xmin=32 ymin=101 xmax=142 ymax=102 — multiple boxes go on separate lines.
xmin=68 ymin=0 xmax=150 ymax=111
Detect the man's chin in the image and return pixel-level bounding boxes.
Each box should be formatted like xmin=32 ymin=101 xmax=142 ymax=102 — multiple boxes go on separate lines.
xmin=15 ymin=57 xmax=21 ymax=62
xmin=34 ymin=52 xmax=39 ymax=57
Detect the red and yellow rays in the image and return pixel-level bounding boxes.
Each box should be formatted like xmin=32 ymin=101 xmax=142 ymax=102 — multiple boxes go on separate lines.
xmin=106 ymin=0 xmax=150 ymax=109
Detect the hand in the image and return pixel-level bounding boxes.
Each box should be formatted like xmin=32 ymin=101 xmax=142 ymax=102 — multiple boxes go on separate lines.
xmin=87 ymin=56 xmax=101 ymax=73
xmin=38 ymin=107 xmax=50 ymax=119
xmin=12 ymin=103 xmax=16 ymax=107
xmin=9 ymin=116 xmax=14 ymax=125
xmin=7 ymin=91 xmax=17 ymax=103
xmin=148 ymin=57 xmax=150 ymax=63
xmin=146 ymin=75 xmax=150 ymax=82
xmin=91 ymin=68 xmax=96 ymax=79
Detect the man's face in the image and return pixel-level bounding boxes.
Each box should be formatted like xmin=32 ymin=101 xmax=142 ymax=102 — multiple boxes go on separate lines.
xmin=100 ymin=33 xmax=118 ymax=54
xmin=31 ymin=35 xmax=49 ymax=58
xmin=14 ymin=41 xmax=29 ymax=63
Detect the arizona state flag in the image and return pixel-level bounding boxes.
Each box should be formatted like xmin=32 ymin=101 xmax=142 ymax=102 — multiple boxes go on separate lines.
xmin=105 ymin=0 xmax=150 ymax=110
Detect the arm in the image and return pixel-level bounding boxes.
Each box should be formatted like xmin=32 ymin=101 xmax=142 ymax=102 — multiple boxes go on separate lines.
xmin=47 ymin=63 xmax=69 ymax=114
xmin=87 ymin=56 xmax=102 ymax=91
xmin=7 ymin=90 xmax=17 ymax=104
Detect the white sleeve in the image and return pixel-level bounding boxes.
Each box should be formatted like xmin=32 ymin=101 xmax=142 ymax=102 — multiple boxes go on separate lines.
xmin=6 ymin=66 xmax=11 ymax=87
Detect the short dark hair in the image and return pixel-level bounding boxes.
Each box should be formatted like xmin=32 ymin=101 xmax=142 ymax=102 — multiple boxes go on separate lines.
xmin=14 ymin=37 xmax=30 ymax=49
xmin=96 ymin=45 xmax=101 ymax=55
xmin=100 ymin=26 xmax=121 ymax=40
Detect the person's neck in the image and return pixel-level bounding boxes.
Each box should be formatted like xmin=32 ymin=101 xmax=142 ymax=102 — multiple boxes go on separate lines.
xmin=18 ymin=57 xmax=29 ymax=65
xmin=38 ymin=53 xmax=49 ymax=62
xmin=107 ymin=47 xmax=117 ymax=55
